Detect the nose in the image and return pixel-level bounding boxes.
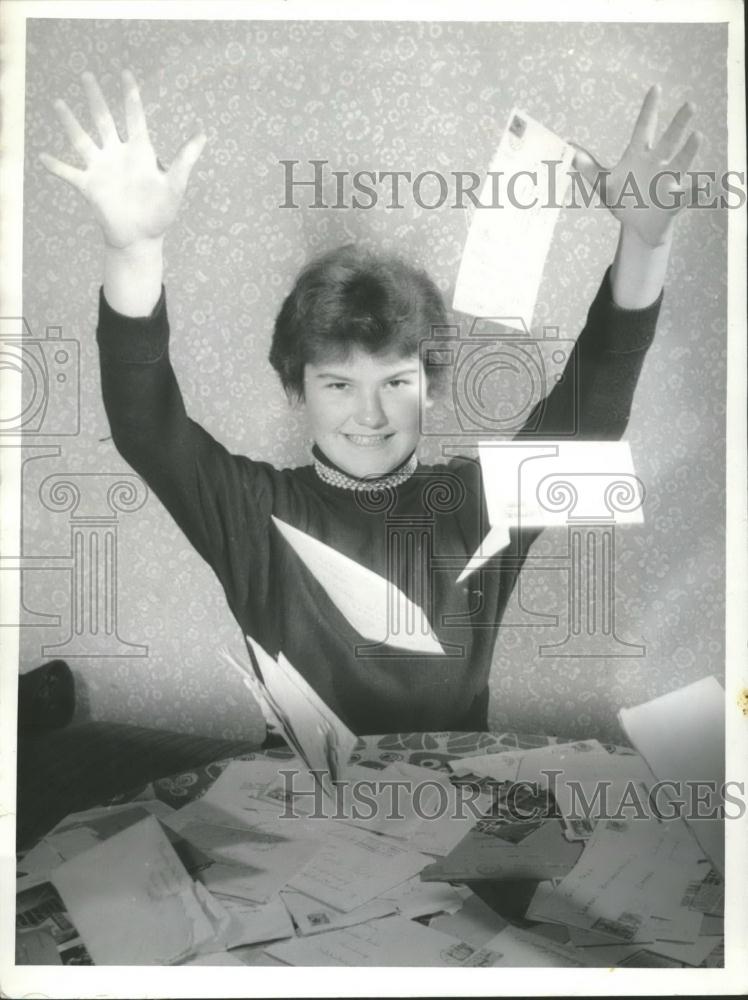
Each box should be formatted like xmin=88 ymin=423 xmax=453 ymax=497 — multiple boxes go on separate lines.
xmin=354 ymin=389 xmax=387 ymax=428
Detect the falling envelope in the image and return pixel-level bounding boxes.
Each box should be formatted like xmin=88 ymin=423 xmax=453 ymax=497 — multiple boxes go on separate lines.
xmin=271 ymin=516 xmax=444 ymax=655
xmin=453 ymin=108 xmax=575 ymax=329
xmin=459 ymin=440 xmax=644 ymax=582
xmin=618 ymin=677 xmax=725 ymax=878
xmin=456 ymin=524 xmax=512 ymax=583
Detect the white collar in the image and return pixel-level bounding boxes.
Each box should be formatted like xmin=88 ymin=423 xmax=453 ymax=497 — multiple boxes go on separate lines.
xmin=313 ymin=450 xmax=418 ymax=491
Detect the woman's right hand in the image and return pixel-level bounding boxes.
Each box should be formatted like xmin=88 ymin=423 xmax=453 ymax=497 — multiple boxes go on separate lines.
xmin=40 ymin=69 xmax=206 ymax=250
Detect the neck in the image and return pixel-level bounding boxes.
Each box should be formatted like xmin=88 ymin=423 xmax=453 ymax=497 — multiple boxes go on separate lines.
xmin=311 ymin=444 xmax=418 ymax=491
xmin=311 ymin=444 xmax=414 ymax=479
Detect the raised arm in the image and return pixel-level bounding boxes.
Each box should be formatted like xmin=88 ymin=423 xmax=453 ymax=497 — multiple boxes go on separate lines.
xmin=574 ymin=83 xmax=701 ymax=309
xmin=518 ymin=86 xmax=700 ymax=441
xmin=40 ymin=69 xmax=205 ymax=315
xmin=40 ymin=72 xmax=274 ymax=620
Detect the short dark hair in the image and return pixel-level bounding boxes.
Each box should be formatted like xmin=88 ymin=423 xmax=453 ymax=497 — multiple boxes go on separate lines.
xmin=269 ymin=244 xmax=448 ymax=399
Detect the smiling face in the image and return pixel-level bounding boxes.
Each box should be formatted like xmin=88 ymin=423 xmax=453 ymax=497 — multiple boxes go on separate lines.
xmin=302 ymin=348 xmax=431 ymax=478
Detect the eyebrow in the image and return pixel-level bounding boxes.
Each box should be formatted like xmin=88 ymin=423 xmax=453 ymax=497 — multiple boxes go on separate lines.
xmin=313 ymin=367 xmax=421 ymax=381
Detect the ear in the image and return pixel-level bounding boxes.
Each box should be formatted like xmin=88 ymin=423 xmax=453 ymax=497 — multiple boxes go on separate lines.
xmin=422 ymin=382 xmax=436 ymax=409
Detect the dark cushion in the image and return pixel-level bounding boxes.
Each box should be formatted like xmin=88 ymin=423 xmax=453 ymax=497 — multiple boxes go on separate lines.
xmin=16 ymin=721 xmax=263 ymax=849
xmin=18 ymin=660 xmax=75 ymax=732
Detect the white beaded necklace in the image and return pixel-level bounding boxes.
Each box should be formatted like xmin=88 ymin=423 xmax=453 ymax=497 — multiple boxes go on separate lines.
xmin=313 ymin=451 xmax=418 ymax=492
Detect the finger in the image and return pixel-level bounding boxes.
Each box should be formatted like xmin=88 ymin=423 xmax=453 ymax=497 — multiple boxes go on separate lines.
xmin=570 ymin=143 xmax=605 ymax=186
xmin=81 ymin=71 xmax=120 ymax=144
xmin=39 ymin=152 xmax=86 ymax=190
xmin=53 ymin=99 xmax=99 ymax=162
xmin=655 ymin=101 xmax=696 ymax=161
xmin=629 ymin=84 xmax=660 ymax=151
xmin=122 ymin=68 xmax=149 ymax=144
xmin=668 ymin=130 xmax=702 ymax=177
xmin=168 ymin=131 xmax=207 ymax=191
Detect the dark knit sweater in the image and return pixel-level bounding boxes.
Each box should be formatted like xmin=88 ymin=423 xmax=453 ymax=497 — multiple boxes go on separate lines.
xmin=97 ymin=269 xmax=662 ymax=735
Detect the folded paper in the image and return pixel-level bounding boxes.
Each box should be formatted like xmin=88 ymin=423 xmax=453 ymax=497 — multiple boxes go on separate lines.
xmin=459 ymin=440 xmax=644 ymax=581
xmin=453 ymin=108 xmax=574 ymax=328
xmin=272 ymin=515 xmax=444 ymax=654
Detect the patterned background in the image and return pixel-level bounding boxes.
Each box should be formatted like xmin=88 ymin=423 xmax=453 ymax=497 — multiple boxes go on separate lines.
xmin=17 ymin=18 xmax=727 ymax=744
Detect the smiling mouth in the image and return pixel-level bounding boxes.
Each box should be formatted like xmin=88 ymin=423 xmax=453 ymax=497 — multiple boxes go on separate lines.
xmin=343 ymin=433 xmax=395 ymax=448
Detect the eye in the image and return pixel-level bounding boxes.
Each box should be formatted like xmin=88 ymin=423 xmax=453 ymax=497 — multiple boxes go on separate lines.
xmin=386 ymin=378 xmax=412 ymax=389
xmin=326 ymin=382 xmax=350 ymax=391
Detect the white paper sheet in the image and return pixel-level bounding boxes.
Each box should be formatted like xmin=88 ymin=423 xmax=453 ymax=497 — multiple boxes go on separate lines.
xmin=49 ymin=800 xmax=176 ymax=835
xmin=459 ymin=441 xmax=644 ymax=581
xmin=15 ymin=930 xmax=63 ymax=966
xmin=525 ymin=817 xmax=708 ymax=945
xmin=163 ymin=758 xmax=301 ymax=834
xmin=618 ymin=676 xmax=726 ymax=877
xmin=280 ymin=889 xmax=396 ymax=936
xmin=567 ymin=924 xmax=721 ymax=968
xmin=288 ymin=827 xmax=432 ymax=913
xmin=172 ymin=817 xmax=318 ymax=903
xmin=172 ymin=809 xmax=321 ymax=905
xmin=391 ymin=763 xmax=481 ymax=857
xmin=379 ymin=875 xmax=466 ymax=919
xmin=180 ymin=952 xmax=247 ymax=966
xmin=220 ymin=639 xmax=358 ymax=801
xmin=423 ymin=817 xmax=584 ymax=882
xmin=453 ymin=108 xmax=574 ymax=328
xmin=162 ymin=760 xmax=306 ymax=837
xmin=273 ymin=760 xmax=463 ymax=846
xmin=272 ymin=515 xmax=444 ymax=654
xmin=450 ymin=738 xmax=655 ymax=826
xmin=464 ymin=925 xmax=592 ymax=967
xmin=407 ymin=800 xmax=481 ymax=858
xmin=19 ymin=801 xmax=177 ymax=878
xmin=449 ymin=739 xmax=603 ymax=780
xmin=210 ymin=893 xmax=296 ymax=948
xmin=249 ymin=637 xmax=358 ymax=789
xmin=266 ymin=914 xmax=476 ymax=966
xmin=50 ymin=816 xmax=218 ymax=965
xmin=430 ymin=894 xmax=508 ymax=948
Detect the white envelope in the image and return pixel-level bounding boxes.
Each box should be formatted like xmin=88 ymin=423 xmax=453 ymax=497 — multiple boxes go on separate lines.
xmin=618 ymin=676 xmax=725 ymax=877
xmin=219 ymin=640 xmax=358 ymax=799
xmin=453 ymin=107 xmax=574 ymax=328
xmin=272 ymin=515 xmax=444 ymax=655
xmin=288 ymin=826 xmax=432 ymax=913
xmin=266 ymin=914 xmax=476 ymax=966
xmin=50 ymin=816 xmax=218 ymax=965
xmin=210 ymin=893 xmax=296 ymax=948
xmin=464 ymin=924 xmax=592 ymax=967
xmin=280 ymin=889 xmax=396 ymax=936
xmin=459 ymin=440 xmax=644 ymax=581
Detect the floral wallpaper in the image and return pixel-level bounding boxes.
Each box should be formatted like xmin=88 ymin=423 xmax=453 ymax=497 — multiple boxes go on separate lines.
xmin=16 ymin=18 xmax=727 ymax=743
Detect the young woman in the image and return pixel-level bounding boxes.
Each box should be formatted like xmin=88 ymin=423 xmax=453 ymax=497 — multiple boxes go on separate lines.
xmin=41 ymin=71 xmax=699 ymax=735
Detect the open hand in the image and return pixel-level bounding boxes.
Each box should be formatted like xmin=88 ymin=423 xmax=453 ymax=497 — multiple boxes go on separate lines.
xmin=40 ymin=70 xmax=206 ymax=250
xmin=572 ymin=85 xmax=701 ymax=247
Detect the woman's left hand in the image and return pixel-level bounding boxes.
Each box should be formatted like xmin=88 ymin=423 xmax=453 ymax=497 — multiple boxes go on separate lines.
xmin=572 ymin=85 xmax=701 ymax=247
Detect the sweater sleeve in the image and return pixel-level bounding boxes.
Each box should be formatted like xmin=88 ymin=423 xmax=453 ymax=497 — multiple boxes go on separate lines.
xmin=96 ymin=286 xmax=274 ymax=617
xmin=497 ymin=266 xmax=662 ymax=572
xmin=515 ymin=266 xmax=663 ymax=440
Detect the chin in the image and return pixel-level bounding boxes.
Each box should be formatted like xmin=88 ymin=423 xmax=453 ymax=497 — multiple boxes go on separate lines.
xmin=345 ymin=456 xmax=399 ymax=478
xmin=335 ymin=436 xmax=411 ymax=478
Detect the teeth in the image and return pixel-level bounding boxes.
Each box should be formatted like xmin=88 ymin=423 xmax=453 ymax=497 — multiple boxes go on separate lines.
xmin=345 ymin=434 xmax=391 ymax=447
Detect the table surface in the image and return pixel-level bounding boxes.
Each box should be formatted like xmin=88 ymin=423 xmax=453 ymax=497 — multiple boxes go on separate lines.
xmin=17 ymin=730 xmax=724 ymax=968
xmin=141 ymin=728 xmax=724 ymax=965
xmin=149 ymin=729 xmax=634 ymax=810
